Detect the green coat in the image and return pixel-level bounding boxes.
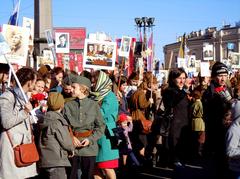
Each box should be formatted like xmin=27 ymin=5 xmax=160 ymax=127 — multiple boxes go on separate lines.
xmin=96 ymin=91 xmax=119 ymax=162
xmin=63 ymin=97 xmax=105 ymax=156
xmin=191 ymin=99 xmax=205 ymax=131
xmin=38 ymin=111 xmax=74 ymax=168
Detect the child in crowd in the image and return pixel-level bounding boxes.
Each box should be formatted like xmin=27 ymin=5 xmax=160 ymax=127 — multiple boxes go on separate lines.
xmin=117 ymin=113 xmax=140 ymax=167
xmin=190 ymin=89 xmax=205 ymax=157
xmin=30 ymin=78 xmax=48 ymax=112
xmin=38 ymin=92 xmax=74 ymax=179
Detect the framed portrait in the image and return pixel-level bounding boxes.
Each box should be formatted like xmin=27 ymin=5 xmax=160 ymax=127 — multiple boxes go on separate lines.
xmin=1 ymin=24 xmax=29 ymax=66
xmin=158 ymin=70 xmax=168 ymax=85
xmin=177 ymin=57 xmax=187 ymax=69
xmin=83 ymin=39 xmax=116 ymax=70
xmin=119 ymin=36 xmax=131 ymax=57
xmin=229 ymin=52 xmax=240 ymax=69
xmin=203 ymin=43 xmax=214 ymax=61
xmin=187 ymin=55 xmax=196 ymax=68
xmin=36 ymin=56 xmax=54 ymax=70
xmin=55 ymin=32 xmax=70 ymax=53
xmin=43 ymin=49 xmax=54 ymax=68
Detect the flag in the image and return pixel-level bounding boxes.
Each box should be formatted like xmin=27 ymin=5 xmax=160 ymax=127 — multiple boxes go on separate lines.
xmin=8 ymin=0 xmax=21 ymax=26
xmin=178 ymin=33 xmax=185 ymax=58
xmin=147 ymin=32 xmax=153 ymax=71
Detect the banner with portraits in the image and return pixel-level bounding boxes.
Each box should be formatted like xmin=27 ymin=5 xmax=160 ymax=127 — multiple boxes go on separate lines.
xmin=1 ymin=24 xmax=30 ymax=66
xmin=83 ymin=39 xmax=116 ymax=70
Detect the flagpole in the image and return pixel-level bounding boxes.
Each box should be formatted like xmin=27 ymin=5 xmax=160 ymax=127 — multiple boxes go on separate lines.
xmin=16 ymin=0 xmax=21 ymax=26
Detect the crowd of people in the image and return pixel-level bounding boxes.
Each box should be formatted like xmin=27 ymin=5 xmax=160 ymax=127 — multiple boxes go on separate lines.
xmin=0 ymin=61 xmax=240 ymax=179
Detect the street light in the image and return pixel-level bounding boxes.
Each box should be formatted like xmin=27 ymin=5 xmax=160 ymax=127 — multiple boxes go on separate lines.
xmin=135 ymin=17 xmax=155 ymax=49
xmin=134 ymin=17 xmax=155 ymax=70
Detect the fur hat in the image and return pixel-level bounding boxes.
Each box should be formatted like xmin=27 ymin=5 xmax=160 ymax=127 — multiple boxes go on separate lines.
xmin=47 ymin=92 xmax=65 ymax=111
xmin=211 ymin=62 xmax=228 ymax=77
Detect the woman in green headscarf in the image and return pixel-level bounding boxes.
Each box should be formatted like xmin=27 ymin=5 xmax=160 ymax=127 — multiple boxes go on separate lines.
xmin=92 ymin=71 xmax=119 ymax=179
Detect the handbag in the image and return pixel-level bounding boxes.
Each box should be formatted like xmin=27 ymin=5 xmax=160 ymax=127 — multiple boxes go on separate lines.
xmin=152 ymin=99 xmax=173 ymax=137
xmin=105 ymin=126 xmax=125 ymax=149
xmin=7 ymin=121 xmax=39 ymax=167
xmin=140 ymin=118 xmax=153 ymax=134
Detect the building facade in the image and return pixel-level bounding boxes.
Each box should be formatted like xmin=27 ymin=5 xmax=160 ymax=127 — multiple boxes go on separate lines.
xmin=163 ymin=25 xmax=240 ymax=69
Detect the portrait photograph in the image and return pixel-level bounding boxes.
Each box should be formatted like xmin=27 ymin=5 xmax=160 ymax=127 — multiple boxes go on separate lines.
xmin=187 ymin=55 xmax=196 ymax=68
xmin=83 ymin=39 xmax=116 ymax=70
xmin=1 ymin=24 xmax=30 ymax=66
xmin=119 ymin=36 xmax=131 ymax=57
xmin=158 ymin=70 xmax=168 ymax=85
xmin=55 ymin=32 xmax=70 ymax=53
xmin=36 ymin=56 xmax=54 ymax=70
xmin=229 ymin=52 xmax=240 ymax=69
xmin=203 ymin=43 xmax=214 ymax=61
xmin=43 ymin=49 xmax=54 ymax=64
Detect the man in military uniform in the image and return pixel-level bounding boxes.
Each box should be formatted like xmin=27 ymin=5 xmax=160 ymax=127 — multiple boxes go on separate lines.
xmin=63 ymin=75 xmax=105 ymax=179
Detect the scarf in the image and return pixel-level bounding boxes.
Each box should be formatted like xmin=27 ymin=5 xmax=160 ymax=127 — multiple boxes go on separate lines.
xmin=92 ymin=71 xmax=112 ymax=102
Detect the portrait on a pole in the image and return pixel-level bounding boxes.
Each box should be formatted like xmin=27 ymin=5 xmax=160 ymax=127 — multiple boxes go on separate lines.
xmin=203 ymin=43 xmax=214 ymax=61
xmin=83 ymin=39 xmax=116 ymax=70
xmin=119 ymin=36 xmax=131 ymax=57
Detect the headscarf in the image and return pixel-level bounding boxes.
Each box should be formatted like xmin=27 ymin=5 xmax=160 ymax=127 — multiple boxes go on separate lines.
xmin=92 ymin=71 xmax=112 ymax=102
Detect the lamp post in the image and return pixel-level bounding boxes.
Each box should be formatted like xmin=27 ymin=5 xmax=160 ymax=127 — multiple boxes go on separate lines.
xmin=135 ymin=17 xmax=155 ymax=72
xmin=135 ymin=17 xmax=155 ymax=52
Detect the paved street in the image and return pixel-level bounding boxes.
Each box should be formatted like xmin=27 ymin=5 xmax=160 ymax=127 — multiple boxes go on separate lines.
xmin=118 ymin=157 xmax=219 ymax=179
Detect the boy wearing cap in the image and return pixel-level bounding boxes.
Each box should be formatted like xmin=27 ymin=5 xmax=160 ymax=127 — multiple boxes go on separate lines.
xmin=38 ymin=92 xmax=75 ymax=179
xmin=63 ymin=75 xmax=105 ymax=179
xmin=202 ymin=61 xmax=232 ymax=178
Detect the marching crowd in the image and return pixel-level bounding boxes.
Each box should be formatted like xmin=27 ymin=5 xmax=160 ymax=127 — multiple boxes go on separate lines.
xmin=0 ymin=61 xmax=240 ymax=179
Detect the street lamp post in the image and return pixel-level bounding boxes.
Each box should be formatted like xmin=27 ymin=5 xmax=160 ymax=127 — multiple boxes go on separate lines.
xmin=135 ymin=17 xmax=155 ymax=52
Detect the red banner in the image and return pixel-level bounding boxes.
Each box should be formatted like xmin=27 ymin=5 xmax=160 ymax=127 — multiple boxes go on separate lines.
xmin=76 ymin=54 xmax=83 ymax=73
xmin=56 ymin=53 xmax=63 ymax=67
xmin=54 ymin=27 xmax=86 ymax=49
xmin=69 ymin=52 xmax=75 ymax=71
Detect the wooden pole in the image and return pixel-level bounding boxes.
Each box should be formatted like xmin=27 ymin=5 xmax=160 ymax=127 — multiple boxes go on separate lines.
xmin=118 ymin=57 xmax=125 ymax=90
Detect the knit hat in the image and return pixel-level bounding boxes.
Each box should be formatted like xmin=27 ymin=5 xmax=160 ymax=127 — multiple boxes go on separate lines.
xmin=211 ymin=62 xmax=228 ymax=77
xmin=47 ymin=92 xmax=65 ymax=111
xmin=71 ymin=75 xmax=91 ymax=89
xmin=117 ymin=113 xmax=128 ymax=123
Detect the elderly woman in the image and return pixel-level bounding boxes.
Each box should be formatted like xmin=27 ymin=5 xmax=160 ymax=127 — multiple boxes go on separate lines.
xmin=0 ymin=67 xmax=38 ymax=178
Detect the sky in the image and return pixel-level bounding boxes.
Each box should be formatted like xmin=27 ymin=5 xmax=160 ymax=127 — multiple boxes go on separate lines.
xmin=0 ymin=0 xmax=240 ymax=62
